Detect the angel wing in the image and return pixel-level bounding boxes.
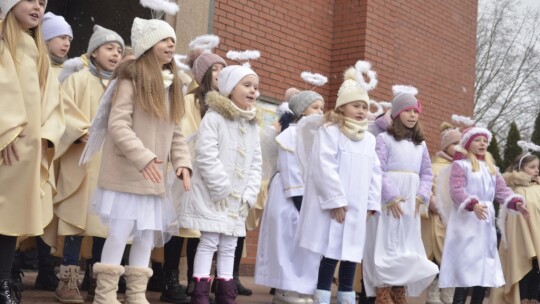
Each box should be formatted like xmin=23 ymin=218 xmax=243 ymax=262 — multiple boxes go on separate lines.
xmin=435 ymin=165 xmax=454 ymax=226
xmin=58 ymin=57 xmax=85 ymax=83
xmin=260 ymin=125 xmax=279 ymax=181
xmin=296 ymin=115 xmax=324 ymax=180
xmin=79 ymin=79 xmax=117 ymax=165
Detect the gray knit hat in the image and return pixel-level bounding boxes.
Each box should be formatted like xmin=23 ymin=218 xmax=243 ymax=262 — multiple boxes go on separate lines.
xmin=288 ymin=91 xmax=323 ymax=118
xmin=87 ymin=25 xmax=125 ymax=56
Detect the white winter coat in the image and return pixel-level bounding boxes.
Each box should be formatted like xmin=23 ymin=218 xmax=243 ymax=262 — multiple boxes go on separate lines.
xmin=177 ymin=91 xmax=262 ymax=237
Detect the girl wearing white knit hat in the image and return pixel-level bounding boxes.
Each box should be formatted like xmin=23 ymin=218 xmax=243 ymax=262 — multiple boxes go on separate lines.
xmin=53 ymin=22 xmax=124 ymax=303
xmin=177 ymin=64 xmax=262 ymax=303
xmin=0 ymin=0 xmax=64 ymax=303
xmin=88 ymin=17 xmax=191 ymax=304
xmin=296 ymin=63 xmax=382 ymax=304
xmin=362 ymin=85 xmax=439 ymax=303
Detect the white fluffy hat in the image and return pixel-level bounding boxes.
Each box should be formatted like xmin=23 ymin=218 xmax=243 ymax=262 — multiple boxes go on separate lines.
xmin=217 ymin=65 xmax=258 ymax=97
xmin=1 ymin=0 xmax=19 ymax=19
xmin=131 ymin=17 xmax=176 ymax=59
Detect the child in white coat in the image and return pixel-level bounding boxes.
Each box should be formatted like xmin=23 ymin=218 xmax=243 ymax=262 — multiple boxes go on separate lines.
xmin=255 ymin=90 xmax=324 ymax=304
xmin=91 ymin=18 xmax=191 ymax=304
xmin=296 ymin=67 xmax=382 ymax=304
xmin=438 ymin=127 xmax=529 ymax=304
xmin=178 ymin=65 xmax=262 ymax=303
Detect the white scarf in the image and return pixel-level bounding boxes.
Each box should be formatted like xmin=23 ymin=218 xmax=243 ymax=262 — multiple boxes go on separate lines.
xmin=162 ymin=69 xmax=174 ymax=89
xmin=231 ymin=101 xmax=257 ymax=120
xmin=340 ymin=117 xmax=368 ymax=141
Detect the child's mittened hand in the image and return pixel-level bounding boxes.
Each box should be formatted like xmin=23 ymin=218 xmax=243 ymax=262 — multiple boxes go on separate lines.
xmin=517 ymin=202 xmax=530 ymax=219
xmin=176 ymin=167 xmax=191 ymax=191
xmin=331 ymin=206 xmax=348 ymax=224
xmin=473 ymin=203 xmax=488 ymax=220
xmin=141 ymin=158 xmax=163 ymax=184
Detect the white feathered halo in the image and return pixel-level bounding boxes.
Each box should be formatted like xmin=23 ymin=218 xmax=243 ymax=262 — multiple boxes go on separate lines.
xmin=139 ymin=0 xmax=179 ymax=17
xmin=300 ymin=71 xmax=328 ymax=88
xmin=226 ymin=50 xmax=261 ymax=67
xmin=355 ymin=60 xmax=378 ymax=92
xmin=189 ymin=34 xmax=220 ymax=52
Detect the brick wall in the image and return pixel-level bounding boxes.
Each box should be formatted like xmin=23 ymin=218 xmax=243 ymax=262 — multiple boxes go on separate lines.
xmin=212 ymin=0 xmax=477 ymax=273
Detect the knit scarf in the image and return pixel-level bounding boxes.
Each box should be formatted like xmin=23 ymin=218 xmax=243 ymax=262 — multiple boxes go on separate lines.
xmin=162 ymin=69 xmax=174 ymax=89
xmin=340 ymin=117 xmax=368 ymax=141
xmin=49 ymin=54 xmax=66 ymax=66
xmin=88 ymin=60 xmax=113 ymax=80
xmin=231 ymin=101 xmax=257 ymax=120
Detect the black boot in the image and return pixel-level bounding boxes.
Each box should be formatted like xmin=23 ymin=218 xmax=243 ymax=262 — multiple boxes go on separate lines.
xmin=452 ymin=287 xmax=467 ymax=304
xmin=160 ymin=269 xmax=190 ymax=303
xmin=233 ymin=274 xmax=252 ymax=296
xmin=9 ymin=254 xmax=23 ymax=292
xmin=470 ymin=286 xmax=487 ymax=304
xmin=80 ymin=258 xmax=95 ymax=291
xmin=33 ymin=255 xmax=58 ymax=291
xmin=147 ymin=262 xmax=164 ymax=292
xmin=0 ymin=279 xmax=21 ymax=304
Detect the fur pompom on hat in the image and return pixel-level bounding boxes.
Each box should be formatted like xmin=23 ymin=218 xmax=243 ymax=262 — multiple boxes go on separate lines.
xmin=439 ymin=122 xmax=462 ymax=151
xmin=390 ymin=85 xmax=421 ymax=119
xmin=284 ymin=87 xmax=300 ymax=102
xmin=336 ymin=67 xmax=369 ymax=109
xmin=217 ymin=65 xmax=258 ymax=97
xmin=42 ymin=12 xmax=72 ymax=41
xmin=131 ymin=17 xmax=175 ymax=59
xmin=189 ymin=50 xmax=227 ymax=85
xmin=460 ymin=127 xmax=492 ymax=150
xmin=87 ymin=25 xmax=125 ymax=57
xmin=288 ymin=91 xmax=323 ymax=118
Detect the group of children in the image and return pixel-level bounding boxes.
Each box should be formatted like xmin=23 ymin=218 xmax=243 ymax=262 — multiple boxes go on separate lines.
xmin=1 ymin=1 xmax=539 ymax=304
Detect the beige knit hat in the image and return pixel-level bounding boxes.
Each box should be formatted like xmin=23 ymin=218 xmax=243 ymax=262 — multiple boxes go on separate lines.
xmin=335 ymin=67 xmax=369 ymax=109
xmin=87 ymin=25 xmax=125 ymax=56
xmin=131 ymin=17 xmax=176 ymax=59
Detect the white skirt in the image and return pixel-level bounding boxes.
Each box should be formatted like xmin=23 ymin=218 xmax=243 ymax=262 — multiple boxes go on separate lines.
xmin=92 ymin=188 xmax=179 ymax=247
xmin=363 ymin=171 xmax=438 ymax=297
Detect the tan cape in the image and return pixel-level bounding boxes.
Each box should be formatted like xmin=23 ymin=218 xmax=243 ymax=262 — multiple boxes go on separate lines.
xmin=54 ymin=69 xmax=108 ymax=238
xmin=421 ymin=154 xmax=451 ymax=263
xmin=38 ymin=65 xmax=90 ymax=249
xmin=0 ymin=30 xmax=64 ymax=236
xmin=489 ymin=171 xmax=540 ymax=303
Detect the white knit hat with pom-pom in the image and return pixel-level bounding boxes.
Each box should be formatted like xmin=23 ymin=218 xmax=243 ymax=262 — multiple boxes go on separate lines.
xmin=131 ymin=17 xmax=176 ymax=59
xmin=335 ymin=67 xmax=369 ymax=109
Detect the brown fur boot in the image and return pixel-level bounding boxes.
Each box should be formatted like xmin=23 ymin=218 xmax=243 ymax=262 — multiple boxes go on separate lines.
xmin=391 ymin=286 xmax=407 ymax=304
xmin=375 ymin=287 xmax=395 ymax=304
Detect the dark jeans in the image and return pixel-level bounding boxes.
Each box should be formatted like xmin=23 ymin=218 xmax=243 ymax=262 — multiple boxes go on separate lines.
xmin=62 ymin=236 xmax=83 ymax=266
xmin=0 ymin=235 xmax=16 ymax=280
xmin=316 ymin=257 xmax=356 ymax=292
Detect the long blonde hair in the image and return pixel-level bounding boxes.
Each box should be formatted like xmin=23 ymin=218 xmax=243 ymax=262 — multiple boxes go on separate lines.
xmin=324 ymin=108 xmax=346 ymax=128
xmin=466 ymin=149 xmax=497 ymax=174
xmin=0 ymin=11 xmax=49 ymax=89
xmin=114 ymin=50 xmax=184 ymax=123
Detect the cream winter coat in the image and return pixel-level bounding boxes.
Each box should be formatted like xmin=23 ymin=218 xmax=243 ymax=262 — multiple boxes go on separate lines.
xmin=178 ymin=91 xmax=262 ymax=237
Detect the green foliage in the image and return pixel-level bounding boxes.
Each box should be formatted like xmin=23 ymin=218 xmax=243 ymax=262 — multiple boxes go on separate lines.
xmin=488 ymin=134 xmax=503 ymax=169
xmin=503 ymin=121 xmax=522 ymax=170
xmin=531 ymin=111 xmax=540 ymax=146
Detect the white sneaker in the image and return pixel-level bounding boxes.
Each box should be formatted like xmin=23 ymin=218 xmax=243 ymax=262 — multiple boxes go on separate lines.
xmin=272 ymin=289 xmax=307 ymax=304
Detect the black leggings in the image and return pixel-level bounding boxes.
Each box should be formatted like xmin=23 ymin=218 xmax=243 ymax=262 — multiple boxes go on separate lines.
xmin=316 ymin=257 xmax=356 ymax=292
xmin=519 ymin=258 xmax=540 ymax=300
xmin=0 ymin=235 xmax=17 ymax=280
xmin=163 ymin=236 xmax=184 ymax=271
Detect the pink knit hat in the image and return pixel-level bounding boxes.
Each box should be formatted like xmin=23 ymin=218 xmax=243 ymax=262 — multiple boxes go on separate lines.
xmin=390 ymin=85 xmax=421 ymax=119
xmin=192 ymin=52 xmax=227 ymax=85
xmin=440 ymin=123 xmax=462 ymax=151
xmin=460 ymin=127 xmax=492 ymax=150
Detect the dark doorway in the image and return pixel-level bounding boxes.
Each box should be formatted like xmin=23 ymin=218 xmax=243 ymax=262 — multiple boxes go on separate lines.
xmin=46 ymin=1 xmax=152 ymax=57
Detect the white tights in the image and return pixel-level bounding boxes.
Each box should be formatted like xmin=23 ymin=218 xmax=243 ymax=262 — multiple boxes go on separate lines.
xmin=101 ymin=219 xmax=155 ymax=267
xmin=193 ymin=232 xmax=237 ymax=280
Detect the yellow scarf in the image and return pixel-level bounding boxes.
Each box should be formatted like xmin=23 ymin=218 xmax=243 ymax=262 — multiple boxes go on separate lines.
xmin=340 ymin=117 xmax=368 ymax=141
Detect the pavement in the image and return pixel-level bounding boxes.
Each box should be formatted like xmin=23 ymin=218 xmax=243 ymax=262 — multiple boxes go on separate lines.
xmin=19 ymin=270 xmax=487 ymax=303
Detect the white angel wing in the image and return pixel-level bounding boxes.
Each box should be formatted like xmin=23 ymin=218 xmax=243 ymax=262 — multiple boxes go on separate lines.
xmin=435 ymin=166 xmax=454 ymax=226
xmin=79 ymin=79 xmax=117 ymax=165
xmin=296 ymin=115 xmax=324 ymax=180
xmin=260 ymin=125 xmax=279 ymax=181
xmin=58 ymin=57 xmax=85 ymax=83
